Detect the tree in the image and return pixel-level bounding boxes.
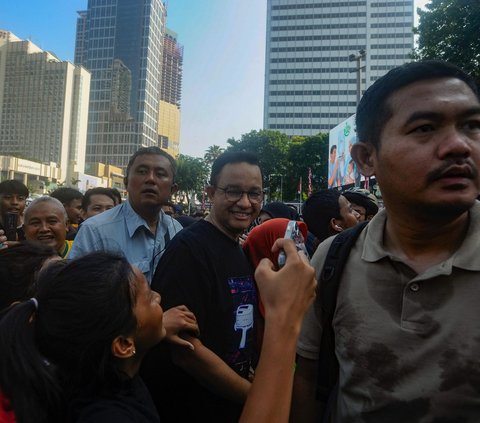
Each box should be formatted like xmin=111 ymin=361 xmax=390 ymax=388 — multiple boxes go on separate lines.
xmin=226 ymin=129 xmax=291 ymax=191
xmin=204 ymin=145 xmax=225 ymax=167
xmin=284 ymin=133 xmax=329 ymax=201
xmin=414 ymin=0 xmax=480 ymax=85
xmin=175 ymin=155 xmax=209 ymax=212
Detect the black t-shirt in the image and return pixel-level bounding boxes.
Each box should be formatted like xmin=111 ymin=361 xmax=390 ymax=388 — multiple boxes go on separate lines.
xmin=69 ymin=375 xmax=160 ymax=423
xmin=142 ymin=220 xmax=258 ymax=423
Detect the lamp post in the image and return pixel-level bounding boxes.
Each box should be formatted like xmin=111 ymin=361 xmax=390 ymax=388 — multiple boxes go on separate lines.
xmin=349 ymin=48 xmax=366 ymax=106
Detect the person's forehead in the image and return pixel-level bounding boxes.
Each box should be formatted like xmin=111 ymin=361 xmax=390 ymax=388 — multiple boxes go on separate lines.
xmin=0 ymin=192 xmax=25 ymax=198
xmin=27 ymin=203 xmax=65 ymax=220
xmin=387 ymin=77 xmax=480 ymax=117
xmin=217 ymin=162 xmax=262 ymax=186
xmin=89 ymin=194 xmax=114 ymax=205
xmin=132 ymin=153 xmax=172 ymax=170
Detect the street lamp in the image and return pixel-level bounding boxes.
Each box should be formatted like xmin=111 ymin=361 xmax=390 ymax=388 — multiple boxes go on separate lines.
xmin=349 ymin=48 xmax=366 ymax=106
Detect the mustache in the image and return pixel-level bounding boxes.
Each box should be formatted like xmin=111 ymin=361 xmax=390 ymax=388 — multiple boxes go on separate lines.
xmin=426 ymin=158 xmax=478 ymax=184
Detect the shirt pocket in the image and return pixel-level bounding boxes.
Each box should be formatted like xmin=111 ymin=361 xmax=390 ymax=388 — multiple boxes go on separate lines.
xmin=132 ymin=259 xmax=151 ymax=277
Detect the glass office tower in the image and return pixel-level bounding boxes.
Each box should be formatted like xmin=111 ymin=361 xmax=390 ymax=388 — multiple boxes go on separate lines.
xmin=75 ymin=0 xmax=166 ymax=168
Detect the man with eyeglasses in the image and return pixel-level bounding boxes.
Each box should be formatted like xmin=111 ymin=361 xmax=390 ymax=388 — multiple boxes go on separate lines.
xmin=143 ymin=151 xmax=264 ymax=422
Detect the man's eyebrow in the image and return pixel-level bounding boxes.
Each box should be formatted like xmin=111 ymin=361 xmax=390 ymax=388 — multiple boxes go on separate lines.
xmin=404 ymin=107 xmax=480 ymax=126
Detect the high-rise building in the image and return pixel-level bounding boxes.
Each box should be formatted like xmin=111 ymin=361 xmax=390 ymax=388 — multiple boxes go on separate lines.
xmin=75 ymin=0 xmax=167 ymax=168
xmin=0 ymin=30 xmax=90 ymax=181
xmin=158 ymin=28 xmax=183 ymax=158
xmin=264 ymin=0 xmax=415 ymax=136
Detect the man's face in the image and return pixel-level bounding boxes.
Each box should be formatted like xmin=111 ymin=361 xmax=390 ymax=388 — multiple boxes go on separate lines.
xmin=0 ymin=193 xmax=27 ymax=217
xmin=126 ymin=154 xmax=176 ymax=216
xmin=24 ymin=202 xmax=67 ymax=253
xmin=161 ymin=204 xmax=175 ymax=216
xmin=64 ymin=198 xmax=83 ymax=225
xmin=207 ymin=162 xmax=263 ymax=240
xmin=371 ymin=78 xmax=480 ymax=215
xmin=337 ymin=195 xmax=360 ymax=228
xmin=350 ymin=202 xmax=367 ymax=222
xmin=83 ymin=194 xmax=115 ymax=220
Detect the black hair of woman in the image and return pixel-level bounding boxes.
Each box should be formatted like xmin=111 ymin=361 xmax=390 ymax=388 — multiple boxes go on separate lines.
xmin=0 ymin=252 xmax=142 ymax=423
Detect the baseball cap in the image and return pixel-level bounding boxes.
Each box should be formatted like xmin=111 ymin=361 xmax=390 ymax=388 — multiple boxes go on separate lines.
xmin=342 ymin=187 xmax=379 ymax=216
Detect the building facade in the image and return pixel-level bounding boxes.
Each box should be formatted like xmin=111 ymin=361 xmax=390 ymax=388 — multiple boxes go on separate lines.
xmin=0 ymin=30 xmax=90 ymax=183
xmin=158 ymin=28 xmax=183 ymax=158
xmin=264 ymin=0 xmax=414 ymax=136
xmin=75 ymin=0 xmax=167 ymax=168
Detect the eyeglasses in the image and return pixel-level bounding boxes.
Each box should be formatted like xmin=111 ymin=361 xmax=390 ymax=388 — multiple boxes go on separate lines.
xmin=216 ymin=186 xmax=264 ymax=204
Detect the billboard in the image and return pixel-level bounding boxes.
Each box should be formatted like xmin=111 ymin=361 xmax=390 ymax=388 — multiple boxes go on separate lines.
xmin=328 ymin=114 xmax=361 ymax=189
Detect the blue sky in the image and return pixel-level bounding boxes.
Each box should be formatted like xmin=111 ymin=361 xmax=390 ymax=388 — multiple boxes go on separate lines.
xmin=2 ymin=0 xmax=427 ymax=159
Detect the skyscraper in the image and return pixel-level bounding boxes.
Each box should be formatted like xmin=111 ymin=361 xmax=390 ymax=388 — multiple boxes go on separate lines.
xmin=264 ymin=0 xmax=415 ymax=136
xmin=158 ymin=28 xmax=183 ymax=158
xmin=75 ymin=0 xmax=167 ymax=168
xmin=0 ymin=30 xmax=90 ymax=180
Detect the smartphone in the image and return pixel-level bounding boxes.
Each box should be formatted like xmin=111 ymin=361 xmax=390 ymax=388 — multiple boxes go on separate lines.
xmin=278 ymin=220 xmax=309 ymax=268
xmin=3 ymin=212 xmax=18 ymax=241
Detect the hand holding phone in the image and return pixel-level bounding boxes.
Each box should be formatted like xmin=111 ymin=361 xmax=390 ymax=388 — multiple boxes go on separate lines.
xmin=2 ymin=212 xmax=18 ymax=241
xmin=277 ymin=220 xmax=309 ymax=268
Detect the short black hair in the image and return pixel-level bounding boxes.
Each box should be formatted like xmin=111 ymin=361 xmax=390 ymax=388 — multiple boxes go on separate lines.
xmin=0 ymin=180 xmax=29 ymax=197
xmin=81 ymin=187 xmax=116 ymax=210
xmin=50 ymin=187 xmax=83 ymax=206
xmin=356 ymin=60 xmax=480 ymax=149
xmin=330 ymin=145 xmax=337 ymax=154
xmin=209 ymin=151 xmax=263 ymax=186
xmin=302 ymin=189 xmax=341 ymax=242
xmin=0 ymin=241 xmax=57 ymax=311
xmin=125 ymin=147 xmax=176 ymax=183
xmin=109 ymin=188 xmax=122 ymax=204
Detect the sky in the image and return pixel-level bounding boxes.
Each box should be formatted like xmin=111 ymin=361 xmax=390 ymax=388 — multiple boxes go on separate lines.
xmin=2 ymin=0 xmax=429 ymax=159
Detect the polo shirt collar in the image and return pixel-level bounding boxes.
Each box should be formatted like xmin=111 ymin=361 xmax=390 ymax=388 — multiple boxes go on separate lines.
xmin=362 ymin=201 xmax=480 ymax=272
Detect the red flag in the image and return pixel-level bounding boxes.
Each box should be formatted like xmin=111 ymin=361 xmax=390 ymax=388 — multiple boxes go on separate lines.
xmin=297 ymin=176 xmax=302 ymax=194
xmin=308 ymin=167 xmax=312 ymax=196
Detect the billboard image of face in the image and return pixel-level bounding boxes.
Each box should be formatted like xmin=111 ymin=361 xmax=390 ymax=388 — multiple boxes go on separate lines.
xmin=328 ymin=115 xmax=361 ymax=188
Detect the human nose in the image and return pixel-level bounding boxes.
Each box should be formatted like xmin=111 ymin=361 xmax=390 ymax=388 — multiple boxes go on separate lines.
xmin=38 ymin=221 xmax=50 ymax=232
xmin=236 ymin=192 xmax=252 ymax=208
xmin=438 ymin=127 xmax=472 ymax=159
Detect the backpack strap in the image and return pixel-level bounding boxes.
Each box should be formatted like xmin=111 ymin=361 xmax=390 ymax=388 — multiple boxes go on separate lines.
xmin=316 ymin=221 xmax=368 ymax=404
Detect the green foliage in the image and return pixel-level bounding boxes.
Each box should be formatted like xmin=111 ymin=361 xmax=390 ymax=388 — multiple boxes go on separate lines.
xmin=226 ymin=129 xmax=291 ymax=183
xmin=284 ymin=133 xmax=329 ymax=201
xmin=414 ymin=0 xmax=480 ymax=85
xmin=204 ymin=145 xmax=225 ymax=167
xmin=175 ymin=154 xmax=209 ymax=204
xmin=221 ymin=129 xmax=329 ymax=202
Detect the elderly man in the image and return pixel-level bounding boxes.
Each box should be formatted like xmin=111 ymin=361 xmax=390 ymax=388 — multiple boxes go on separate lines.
xmin=23 ymin=196 xmax=72 ymax=258
xmin=70 ymin=147 xmax=182 ymax=283
xmin=292 ymin=61 xmax=480 ymax=422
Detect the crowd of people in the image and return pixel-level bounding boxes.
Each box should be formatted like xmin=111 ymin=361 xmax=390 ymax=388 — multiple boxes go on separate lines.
xmin=1 ymin=59 xmax=480 ymax=422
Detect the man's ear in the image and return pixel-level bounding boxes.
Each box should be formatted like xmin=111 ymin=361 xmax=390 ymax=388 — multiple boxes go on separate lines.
xmin=205 ymin=185 xmax=215 ymax=202
xmin=351 ymin=142 xmax=376 ymax=177
xmin=170 ymin=183 xmax=178 ymax=195
xmin=330 ymin=218 xmax=343 ymax=233
xmin=111 ymin=335 xmax=136 ymax=359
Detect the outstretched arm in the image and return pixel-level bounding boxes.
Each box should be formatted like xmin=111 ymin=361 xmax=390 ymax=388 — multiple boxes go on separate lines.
xmin=240 ymin=238 xmax=317 ymax=423
xmin=170 ymin=335 xmax=251 ymax=404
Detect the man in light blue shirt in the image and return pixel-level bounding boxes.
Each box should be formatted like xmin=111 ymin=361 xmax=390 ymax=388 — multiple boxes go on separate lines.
xmin=70 ymin=147 xmax=182 ymax=283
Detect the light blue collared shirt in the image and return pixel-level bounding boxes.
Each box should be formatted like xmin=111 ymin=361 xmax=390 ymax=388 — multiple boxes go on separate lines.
xmin=69 ymin=200 xmax=182 ymax=283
